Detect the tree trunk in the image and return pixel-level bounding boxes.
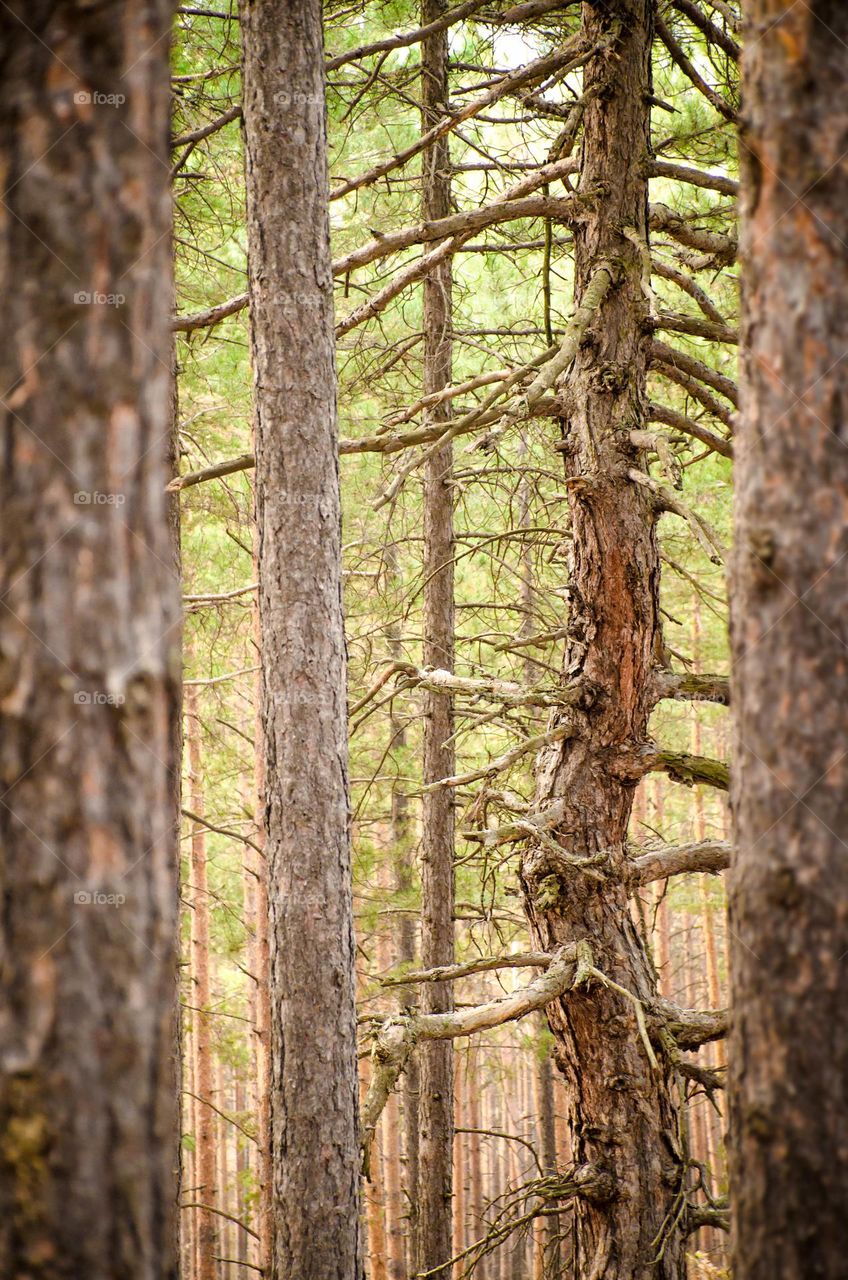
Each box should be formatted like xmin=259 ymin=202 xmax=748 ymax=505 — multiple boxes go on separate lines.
xmin=240 ymin=0 xmax=362 ymax=1275
xmin=730 ymin=5 xmax=848 ymax=1278
xmin=534 ymin=1024 xmax=561 ymax=1279
xmin=0 ymin=1 xmax=180 ymax=1273
xmin=416 ymin=0 xmax=456 ymax=1274
xmin=234 ymin=1077 xmax=250 ymax=1270
xmin=452 ymin=1057 xmax=466 ymax=1262
xmin=384 ymin=542 xmax=420 ymax=1269
xmin=467 ymin=1053 xmax=487 ymax=1280
xmin=187 ymin=690 xmax=218 ymax=1280
xmin=520 ymin=4 xmax=687 ymax=1276
xmin=383 ymin=1092 xmax=406 ymax=1280
xmin=364 ymin=1067 xmax=389 ymax=1280
xmin=247 ymin=544 xmax=271 ymax=1278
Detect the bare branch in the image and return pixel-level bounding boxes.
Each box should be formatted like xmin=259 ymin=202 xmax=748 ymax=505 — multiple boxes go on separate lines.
xmin=670 ymin=0 xmax=739 ymax=59
xmin=651 ymin=669 xmax=730 ymax=705
xmin=650 ymin=203 xmax=737 ymax=266
xmin=647 ymin=402 xmax=732 ymax=458
xmin=650 ymin=339 xmax=739 ymax=407
xmin=655 ymin=13 xmax=738 ymax=121
xmin=173 ymin=292 xmax=248 ymax=334
xmin=628 ymin=839 xmax=731 ymax=885
xmin=381 ymin=951 xmax=551 ymax=986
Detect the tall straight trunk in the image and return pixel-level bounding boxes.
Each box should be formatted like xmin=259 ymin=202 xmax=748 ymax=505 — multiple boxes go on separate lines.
xmin=217 ymin=1059 xmax=231 ymax=1277
xmin=534 ymin=1024 xmax=561 ymax=1279
xmin=452 ymin=1059 xmax=466 ymax=1261
xmin=383 ymin=1092 xmax=406 ymax=1280
xmin=240 ymin=1 xmax=362 ymax=1276
xmin=521 ymin=4 xmax=687 ymax=1275
xmin=0 ymin=2 xmax=180 ymax=1273
xmin=416 ymin=0 xmax=456 ymax=1274
xmin=384 ymin=545 xmax=421 ymax=1258
xmin=467 ymin=1054 xmax=487 ymax=1280
xmin=730 ymin=5 xmax=848 ymax=1278
xmin=184 ymin=1025 xmax=197 ymax=1279
xmin=247 ymin=551 xmax=271 ymax=1277
xmin=187 ymin=689 xmax=218 ymax=1280
xmin=234 ymin=1078 xmax=250 ymax=1270
xmin=690 ymin=601 xmax=723 ymax=1268
xmin=364 ymin=1077 xmax=389 ymax=1280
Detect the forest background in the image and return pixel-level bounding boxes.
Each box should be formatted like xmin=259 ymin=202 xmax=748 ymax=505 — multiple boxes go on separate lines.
xmin=172 ymin=1 xmax=738 ymax=1278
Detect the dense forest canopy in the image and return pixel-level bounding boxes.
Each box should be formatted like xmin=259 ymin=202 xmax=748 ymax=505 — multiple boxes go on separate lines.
xmin=1 ymin=1 xmax=847 ymax=1279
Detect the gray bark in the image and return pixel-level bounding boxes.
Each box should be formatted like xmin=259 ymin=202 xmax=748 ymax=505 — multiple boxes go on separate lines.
xmin=240 ymin=0 xmax=363 ymax=1276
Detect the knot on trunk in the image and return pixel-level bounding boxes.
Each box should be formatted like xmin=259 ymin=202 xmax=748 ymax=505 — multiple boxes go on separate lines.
xmin=570 ymin=1162 xmax=617 ymax=1204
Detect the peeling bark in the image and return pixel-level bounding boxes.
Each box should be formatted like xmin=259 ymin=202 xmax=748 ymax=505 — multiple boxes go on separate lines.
xmin=520 ymin=4 xmax=688 ymax=1275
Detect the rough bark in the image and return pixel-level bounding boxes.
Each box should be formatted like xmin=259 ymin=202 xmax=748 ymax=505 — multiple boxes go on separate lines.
xmin=520 ymin=4 xmax=688 ymax=1276
xmin=730 ymin=5 xmax=848 ymax=1278
xmin=240 ymin=0 xmax=362 ymax=1275
xmin=416 ymin=0 xmax=456 ymax=1274
xmin=0 ymin=1 xmax=180 ymax=1274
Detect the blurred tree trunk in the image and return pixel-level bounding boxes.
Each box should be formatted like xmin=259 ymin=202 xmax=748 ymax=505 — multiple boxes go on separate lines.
xmin=452 ymin=1060 xmax=466 ymax=1261
xmin=520 ymin=3 xmax=687 ymax=1275
xmin=364 ymin=1089 xmax=389 ymax=1280
xmin=240 ymin=0 xmax=362 ymax=1275
xmin=534 ymin=1026 xmax=561 ymax=1279
xmin=0 ymin=0 xmax=180 ymax=1271
xmin=384 ymin=543 xmax=421 ymax=1262
xmin=247 ymin=560 xmax=271 ymax=1277
xmin=187 ymin=690 xmax=218 ymax=1280
xmin=731 ymin=5 xmax=848 ymax=1278
xmin=467 ymin=1054 xmax=487 ymax=1280
xmin=234 ymin=1077 xmax=250 ymax=1270
xmin=383 ymin=1093 xmax=406 ymax=1280
xmin=416 ymin=0 xmax=456 ymax=1275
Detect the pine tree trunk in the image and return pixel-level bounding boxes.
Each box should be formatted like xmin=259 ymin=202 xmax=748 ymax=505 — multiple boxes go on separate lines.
xmin=217 ymin=1059 xmax=230 ymax=1277
xmin=534 ymin=1026 xmax=561 ymax=1279
xmin=383 ymin=1093 xmax=406 ymax=1280
xmin=467 ymin=1053 xmax=487 ymax=1280
xmin=416 ymin=0 xmax=456 ymax=1274
xmin=187 ymin=690 xmax=218 ymax=1280
xmin=234 ymin=1077 xmax=250 ymax=1270
xmin=0 ymin=2 xmax=180 ymax=1272
xmin=364 ymin=1073 xmax=389 ymax=1280
xmin=384 ymin=541 xmax=421 ymax=1263
xmin=520 ymin=4 xmax=687 ymax=1275
xmin=730 ymin=5 xmax=848 ymax=1277
xmin=452 ymin=1058 xmax=466 ymax=1262
xmin=240 ymin=0 xmax=362 ymax=1274
xmin=247 ymin=558 xmax=271 ymax=1278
